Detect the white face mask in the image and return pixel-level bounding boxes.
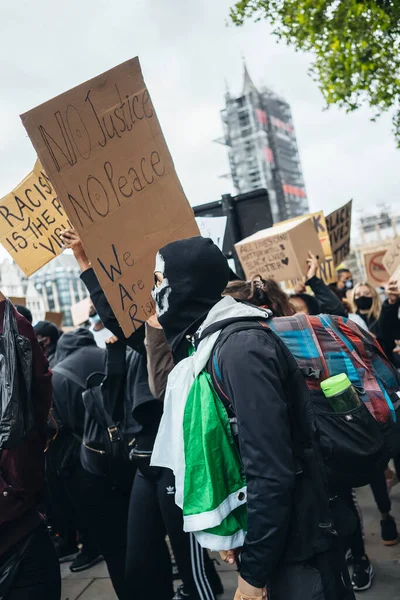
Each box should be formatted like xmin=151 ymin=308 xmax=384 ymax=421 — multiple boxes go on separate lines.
xmin=151 ymin=252 xmax=172 ymax=317
xmin=89 ymin=314 xmax=101 ymax=325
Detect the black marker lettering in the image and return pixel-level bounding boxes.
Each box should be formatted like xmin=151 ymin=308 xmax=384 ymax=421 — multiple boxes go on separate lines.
xmin=97 ymin=243 xmax=122 ymax=282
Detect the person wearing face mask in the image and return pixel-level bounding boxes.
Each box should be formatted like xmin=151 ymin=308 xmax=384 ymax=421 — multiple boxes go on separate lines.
xmin=331 ymin=268 xmax=354 ymax=301
xmin=34 ymin=320 xmax=61 ymax=368
xmin=88 ymin=301 xmax=113 ymax=348
xmin=60 ymin=228 xmax=223 ymax=600
xmin=149 ymin=236 xmax=356 ymax=600
xmin=348 ymin=283 xmax=382 ymax=336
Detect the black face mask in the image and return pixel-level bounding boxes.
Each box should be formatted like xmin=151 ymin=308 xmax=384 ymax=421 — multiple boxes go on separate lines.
xmin=355 ymin=296 xmax=373 ymax=311
xmin=153 ymin=237 xmax=230 ymax=353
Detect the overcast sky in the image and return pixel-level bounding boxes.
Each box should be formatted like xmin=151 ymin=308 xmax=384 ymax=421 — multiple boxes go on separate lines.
xmin=0 ymin=0 xmax=398 ymax=255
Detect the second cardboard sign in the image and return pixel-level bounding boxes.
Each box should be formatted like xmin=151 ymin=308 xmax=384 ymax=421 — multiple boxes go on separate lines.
xmin=235 ymin=218 xmax=324 ymax=282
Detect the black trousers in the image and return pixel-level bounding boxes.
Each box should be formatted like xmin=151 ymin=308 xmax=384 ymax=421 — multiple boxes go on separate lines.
xmin=3 ymin=525 xmax=61 ymax=600
xmin=370 ymin=469 xmax=391 ymax=515
xmin=269 ymin=546 xmax=354 ymax=600
xmin=72 ymin=464 xmax=135 ymax=600
xmin=341 ymin=489 xmax=366 ymax=559
xmin=46 ymin=441 xmax=98 ymax=554
xmin=126 ymin=467 xmax=215 ymax=600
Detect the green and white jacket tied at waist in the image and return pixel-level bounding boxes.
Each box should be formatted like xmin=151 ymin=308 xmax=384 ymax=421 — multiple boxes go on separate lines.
xmin=151 ymin=297 xmax=269 ymax=550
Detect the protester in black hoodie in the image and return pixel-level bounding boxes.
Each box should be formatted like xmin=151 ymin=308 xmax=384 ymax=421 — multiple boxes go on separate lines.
xmin=48 ymin=329 xmax=104 ymax=573
xmin=34 ymin=320 xmax=61 ymax=368
xmin=60 ymin=229 xmax=222 ymax=600
xmin=149 ymin=236 xmax=355 ymax=600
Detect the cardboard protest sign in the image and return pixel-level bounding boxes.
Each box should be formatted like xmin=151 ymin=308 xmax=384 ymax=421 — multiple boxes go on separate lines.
xmin=326 ymin=200 xmax=353 ymax=267
xmin=21 ymin=58 xmax=199 ymax=337
xmin=235 ymin=218 xmax=324 ymax=282
xmin=70 ymin=297 xmax=91 ymax=327
xmin=274 ymin=211 xmax=336 ymax=286
xmin=382 ymin=238 xmax=400 ymax=276
xmin=45 ymin=311 xmax=63 ymax=329
xmin=196 ymin=216 xmax=227 ymax=251
xmin=9 ymin=297 xmax=26 ymax=307
xmin=0 ymin=161 xmax=72 ymax=276
xmin=274 ymin=211 xmax=332 ymax=257
xmin=363 ymin=250 xmax=390 ymax=287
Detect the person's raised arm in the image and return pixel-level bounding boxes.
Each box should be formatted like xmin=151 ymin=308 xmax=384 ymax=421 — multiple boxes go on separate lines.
xmin=305 ymin=251 xmax=347 ymax=317
xmin=61 ymin=229 xmax=145 ymax=353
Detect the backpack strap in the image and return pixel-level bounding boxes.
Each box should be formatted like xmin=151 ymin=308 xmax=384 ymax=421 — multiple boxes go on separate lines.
xmin=53 ymin=365 xmax=87 ymax=389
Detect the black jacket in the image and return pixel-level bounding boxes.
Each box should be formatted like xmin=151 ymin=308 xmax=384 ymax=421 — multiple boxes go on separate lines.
xmin=80 ymin=269 xmax=160 ymax=438
xmin=213 ymin=324 xmax=354 ymax=588
xmin=357 ymin=298 xmax=400 ymax=362
xmin=52 ymin=329 xmax=106 ymax=437
xmin=305 ymin=276 xmax=348 ymax=318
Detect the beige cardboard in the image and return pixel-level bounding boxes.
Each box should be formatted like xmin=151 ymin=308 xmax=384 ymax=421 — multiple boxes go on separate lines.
xmin=274 ymin=211 xmax=335 ymax=285
xmin=70 ymin=297 xmax=91 ymax=327
xmin=382 ymin=238 xmax=400 ymax=276
xmin=325 ymin=200 xmax=353 ymax=267
xmin=235 ymin=218 xmax=324 ymax=282
xmin=45 ymin=311 xmax=63 ymax=329
xmin=9 ymin=297 xmax=26 ymax=307
xmin=274 ymin=211 xmax=332 ymax=258
xmin=363 ymin=250 xmax=390 ymax=287
xmin=0 ymin=161 xmax=72 ymax=276
xmin=21 ymin=58 xmax=199 ymax=337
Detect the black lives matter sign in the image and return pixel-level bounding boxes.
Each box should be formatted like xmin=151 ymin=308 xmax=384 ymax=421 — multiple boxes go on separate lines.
xmin=326 ymin=200 xmax=353 ymax=267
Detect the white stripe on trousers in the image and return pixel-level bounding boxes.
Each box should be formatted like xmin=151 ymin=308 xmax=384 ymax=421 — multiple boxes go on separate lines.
xmin=352 ymin=489 xmax=365 ymax=538
xmin=189 ymin=533 xmax=214 ymax=600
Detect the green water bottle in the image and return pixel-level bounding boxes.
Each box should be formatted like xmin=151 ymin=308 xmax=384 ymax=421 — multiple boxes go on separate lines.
xmin=321 ymin=374 xmax=361 ymax=413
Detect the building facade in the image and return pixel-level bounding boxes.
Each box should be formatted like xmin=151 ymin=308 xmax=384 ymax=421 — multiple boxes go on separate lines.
xmin=219 ymin=64 xmax=309 ymax=223
xmin=0 ymin=253 xmax=88 ymax=326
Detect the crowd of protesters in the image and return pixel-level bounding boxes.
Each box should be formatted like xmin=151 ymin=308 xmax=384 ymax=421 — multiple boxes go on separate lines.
xmin=1 ymin=231 xmax=400 ymax=600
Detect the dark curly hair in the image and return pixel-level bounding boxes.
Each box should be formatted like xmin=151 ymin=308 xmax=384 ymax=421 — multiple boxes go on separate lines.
xmin=225 ymin=276 xmax=295 ymax=317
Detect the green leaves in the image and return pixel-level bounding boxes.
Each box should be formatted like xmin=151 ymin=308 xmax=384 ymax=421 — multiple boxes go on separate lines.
xmin=230 ymin=0 xmax=400 ymax=146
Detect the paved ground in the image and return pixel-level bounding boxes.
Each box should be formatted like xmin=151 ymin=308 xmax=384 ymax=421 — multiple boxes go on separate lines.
xmin=61 ymin=484 xmax=400 ymax=599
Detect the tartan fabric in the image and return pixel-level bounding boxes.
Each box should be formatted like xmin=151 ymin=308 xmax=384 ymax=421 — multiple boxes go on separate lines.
xmin=267 ymin=313 xmax=400 ymax=423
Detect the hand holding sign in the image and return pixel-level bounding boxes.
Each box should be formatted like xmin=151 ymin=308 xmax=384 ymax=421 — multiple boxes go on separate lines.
xmin=61 ymin=228 xmax=90 ymax=269
xmin=386 ymin=279 xmax=400 ymax=305
xmin=306 ymin=251 xmax=320 ymax=281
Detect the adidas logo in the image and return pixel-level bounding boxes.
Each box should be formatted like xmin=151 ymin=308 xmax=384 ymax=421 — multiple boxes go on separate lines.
xmin=166 ymin=486 xmax=175 ymax=495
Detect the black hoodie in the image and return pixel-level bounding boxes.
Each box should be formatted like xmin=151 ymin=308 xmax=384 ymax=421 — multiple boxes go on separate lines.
xmin=154 ymin=236 xmax=229 ymax=360
xmin=52 ymin=328 xmax=106 ymax=436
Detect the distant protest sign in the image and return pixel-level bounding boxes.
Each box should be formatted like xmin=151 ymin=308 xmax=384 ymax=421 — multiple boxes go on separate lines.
xmin=274 ymin=211 xmax=336 ymax=286
xmin=363 ymin=250 xmax=389 ymax=287
xmin=326 ymin=200 xmax=353 ymax=267
xmin=383 ymin=238 xmax=400 ymax=276
xmin=235 ymin=218 xmax=324 ymax=282
xmin=9 ymin=297 xmax=26 ymax=307
xmin=70 ymin=297 xmax=91 ymax=327
xmin=21 ymin=58 xmax=198 ymax=336
xmin=45 ymin=311 xmax=63 ymax=329
xmin=196 ymin=216 xmax=227 ymax=251
xmin=0 ymin=161 xmax=72 ymax=276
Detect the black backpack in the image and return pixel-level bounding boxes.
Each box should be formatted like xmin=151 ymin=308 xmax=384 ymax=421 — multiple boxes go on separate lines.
xmin=81 ymin=372 xmax=135 ymax=477
xmin=205 ymin=318 xmax=394 ymax=492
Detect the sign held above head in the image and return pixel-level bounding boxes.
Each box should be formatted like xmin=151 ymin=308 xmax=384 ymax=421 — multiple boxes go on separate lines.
xmin=21 ymin=57 xmax=199 ymax=337
xmin=0 ymin=161 xmax=71 ymax=276
xmin=235 ymin=217 xmax=325 ymax=282
xmin=325 ymin=200 xmax=353 ymax=267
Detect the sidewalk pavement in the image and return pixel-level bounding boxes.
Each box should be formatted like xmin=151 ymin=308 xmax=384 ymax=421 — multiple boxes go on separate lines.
xmin=62 ymin=485 xmax=400 ymax=600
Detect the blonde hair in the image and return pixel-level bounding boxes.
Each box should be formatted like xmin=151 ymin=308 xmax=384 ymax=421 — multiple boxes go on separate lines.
xmin=350 ymin=282 xmax=381 ymax=321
